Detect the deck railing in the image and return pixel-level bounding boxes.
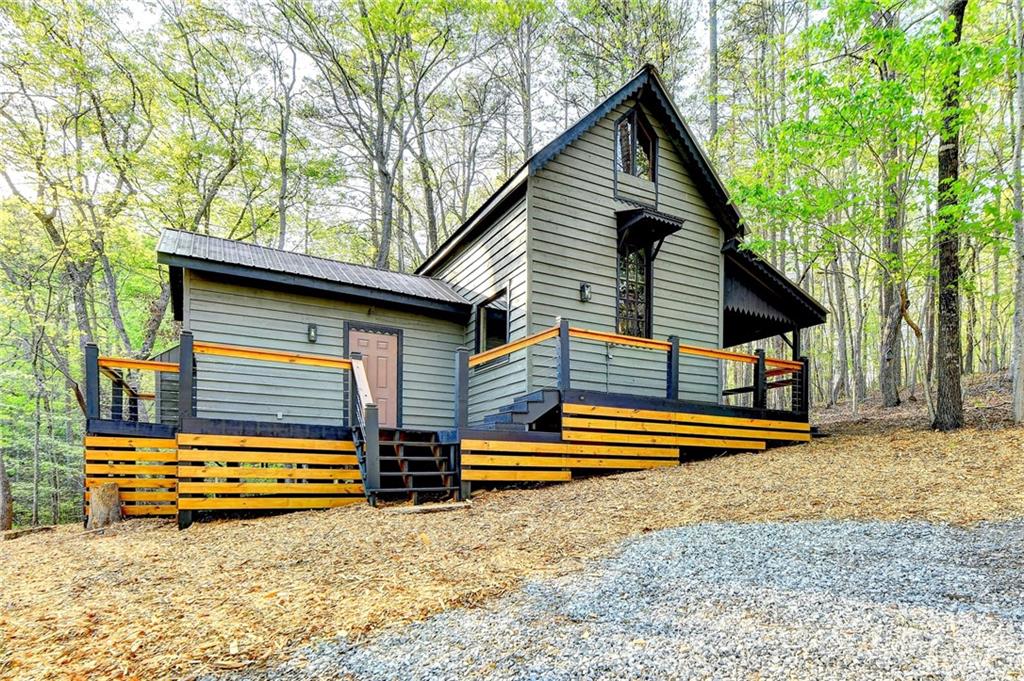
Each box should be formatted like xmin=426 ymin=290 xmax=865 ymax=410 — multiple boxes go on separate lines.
xmin=455 ymin=320 xmax=809 ymax=427
xmin=85 ymin=344 xmax=180 ymax=425
xmin=348 ymin=353 xmax=380 ymax=498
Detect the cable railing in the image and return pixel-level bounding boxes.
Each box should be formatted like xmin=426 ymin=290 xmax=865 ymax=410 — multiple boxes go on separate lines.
xmin=85 ymin=344 xmax=180 ymax=425
xmin=455 ymin=319 xmax=809 ymax=426
xmin=347 ymin=353 xmax=380 ymax=496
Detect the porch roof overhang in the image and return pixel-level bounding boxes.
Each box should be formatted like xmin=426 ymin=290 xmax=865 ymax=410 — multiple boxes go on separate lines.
xmin=722 ymin=239 xmax=827 ymax=347
xmin=616 ymin=207 xmax=684 ymax=255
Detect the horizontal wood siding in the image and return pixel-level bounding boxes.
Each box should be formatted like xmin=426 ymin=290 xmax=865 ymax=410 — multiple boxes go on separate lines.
xmin=186 ymin=272 xmax=463 ymax=430
xmin=528 ymin=99 xmax=722 ymax=402
xmin=435 ymin=195 xmax=529 ymax=422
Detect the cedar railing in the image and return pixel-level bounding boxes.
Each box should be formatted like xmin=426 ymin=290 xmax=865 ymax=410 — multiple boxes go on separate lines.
xmin=85 ymin=343 xmax=180 ymax=424
xmin=455 ymin=320 xmax=809 ymax=427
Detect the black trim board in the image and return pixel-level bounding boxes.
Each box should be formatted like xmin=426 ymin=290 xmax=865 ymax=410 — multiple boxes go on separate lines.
xmin=343 ymin=320 xmax=404 ymax=429
xmin=160 ymin=253 xmax=471 ymax=322
xmin=87 ymin=419 xmax=177 ymax=439
xmin=179 ymin=416 xmax=350 ymax=440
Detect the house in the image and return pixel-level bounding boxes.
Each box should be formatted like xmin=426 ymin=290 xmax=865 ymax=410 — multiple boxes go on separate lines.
xmin=83 ymin=65 xmax=826 ymax=527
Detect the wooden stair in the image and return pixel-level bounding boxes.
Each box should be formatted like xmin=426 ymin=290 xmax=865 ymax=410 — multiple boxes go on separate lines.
xmin=370 ymin=429 xmax=459 ymax=505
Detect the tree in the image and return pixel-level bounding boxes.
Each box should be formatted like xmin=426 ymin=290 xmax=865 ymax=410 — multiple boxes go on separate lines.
xmin=933 ymin=0 xmax=968 ymax=430
xmin=1014 ymin=0 xmax=1024 ymax=422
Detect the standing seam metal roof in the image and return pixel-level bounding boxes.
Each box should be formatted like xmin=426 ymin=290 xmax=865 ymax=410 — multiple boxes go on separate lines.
xmin=157 ymin=229 xmax=469 ymax=306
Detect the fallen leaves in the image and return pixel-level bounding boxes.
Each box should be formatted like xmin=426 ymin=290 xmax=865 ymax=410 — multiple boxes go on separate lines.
xmin=2 ymin=378 xmax=1024 ymax=680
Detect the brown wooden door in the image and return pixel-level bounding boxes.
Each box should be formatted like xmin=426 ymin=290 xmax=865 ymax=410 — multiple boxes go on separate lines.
xmin=348 ymin=328 xmax=400 ymax=428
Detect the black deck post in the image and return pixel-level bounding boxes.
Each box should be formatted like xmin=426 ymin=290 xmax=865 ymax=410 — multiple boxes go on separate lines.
xmin=177 ymin=331 xmax=194 ymax=422
xmin=364 ymin=404 xmax=380 ymax=501
xmin=127 ymin=392 xmax=139 ymax=422
xmin=666 ymin=335 xmax=680 ymax=400
xmin=454 ymin=348 xmax=470 ymax=501
xmin=177 ymin=331 xmax=194 ymax=530
xmin=110 ymin=371 xmax=124 ymax=421
xmin=454 ymin=348 xmax=469 ymax=429
xmin=556 ymin=317 xmax=570 ymax=392
xmin=797 ymin=355 xmax=810 ymax=416
xmin=753 ymin=348 xmax=767 ymax=410
xmin=85 ymin=343 xmax=100 ymax=421
xmin=792 ymin=326 xmax=802 ymax=361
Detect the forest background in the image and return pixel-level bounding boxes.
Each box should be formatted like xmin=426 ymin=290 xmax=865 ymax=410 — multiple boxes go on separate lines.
xmin=1 ymin=0 xmax=1020 ymax=527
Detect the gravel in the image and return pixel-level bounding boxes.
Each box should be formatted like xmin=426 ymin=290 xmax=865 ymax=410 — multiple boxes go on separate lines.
xmin=227 ymin=520 xmax=1024 ymax=681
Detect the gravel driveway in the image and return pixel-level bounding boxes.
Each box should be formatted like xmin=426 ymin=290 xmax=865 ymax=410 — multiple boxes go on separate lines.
xmin=230 ymin=520 xmax=1024 ymax=680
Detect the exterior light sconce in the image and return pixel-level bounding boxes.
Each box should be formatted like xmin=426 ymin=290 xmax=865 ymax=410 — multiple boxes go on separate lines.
xmin=307 ymin=323 xmax=318 ymax=343
xmin=579 ymin=282 xmax=592 ymax=303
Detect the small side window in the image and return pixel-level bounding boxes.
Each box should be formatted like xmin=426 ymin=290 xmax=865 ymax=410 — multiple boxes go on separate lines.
xmin=477 ymin=288 xmax=509 ymax=353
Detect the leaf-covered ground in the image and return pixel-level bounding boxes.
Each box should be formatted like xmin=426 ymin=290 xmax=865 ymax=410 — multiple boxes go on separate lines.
xmin=2 ymin=375 xmax=1022 ymax=680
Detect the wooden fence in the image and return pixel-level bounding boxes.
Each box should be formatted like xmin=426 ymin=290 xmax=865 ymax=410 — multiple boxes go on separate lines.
xmin=84 ymin=436 xmax=179 ymax=517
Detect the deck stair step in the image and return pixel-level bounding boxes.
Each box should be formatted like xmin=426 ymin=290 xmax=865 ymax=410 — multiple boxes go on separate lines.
xmin=362 ymin=427 xmax=458 ymax=505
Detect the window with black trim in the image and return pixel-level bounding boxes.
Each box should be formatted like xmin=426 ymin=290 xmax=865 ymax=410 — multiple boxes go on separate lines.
xmin=477 ymin=288 xmax=510 ymax=353
xmin=617 ymin=242 xmax=652 ymax=337
xmin=615 ymin=109 xmax=656 ymax=181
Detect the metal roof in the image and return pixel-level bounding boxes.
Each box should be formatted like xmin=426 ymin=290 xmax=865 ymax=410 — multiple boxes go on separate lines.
xmin=157 ymin=230 xmax=470 ymax=309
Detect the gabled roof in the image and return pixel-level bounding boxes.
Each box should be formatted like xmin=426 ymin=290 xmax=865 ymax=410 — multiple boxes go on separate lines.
xmin=157 ymin=229 xmax=470 ymax=318
xmin=417 ymin=63 xmax=744 ymax=275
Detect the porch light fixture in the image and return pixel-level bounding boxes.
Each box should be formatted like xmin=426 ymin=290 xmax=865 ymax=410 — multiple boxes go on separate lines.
xmin=307 ymin=323 xmax=318 ymax=343
xmin=579 ymin=282 xmax=592 ymax=303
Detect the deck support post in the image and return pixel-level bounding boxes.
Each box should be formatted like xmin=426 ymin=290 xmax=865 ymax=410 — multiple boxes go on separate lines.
xmin=753 ymin=349 xmax=767 ymax=410
xmin=666 ymin=335 xmax=680 ymax=400
xmin=178 ymin=331 xmax=195 ymax=421
xmin=111 ymin=371 xmax=124 ymax=421
xmin=556 ymin=318 xmax=571 ymax=392
xmin=177 ymin=331 xmax=194 ymax=530
xmin=454 ymin=348 xmax=470 ymax=501
xmin=796 ymin=355 xmax=810 ymax=416
xmin=85 ymin=343 xmax=100 ymax=421
xmin=792 ymin=326 xmax=802 ymax=361
xmin=364 ymin=404 xmax=380 ymax=499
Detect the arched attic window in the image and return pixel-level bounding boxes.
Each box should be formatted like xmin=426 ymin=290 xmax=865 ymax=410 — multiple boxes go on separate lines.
xmin=615 ymin=108 xmax=657 ymax=182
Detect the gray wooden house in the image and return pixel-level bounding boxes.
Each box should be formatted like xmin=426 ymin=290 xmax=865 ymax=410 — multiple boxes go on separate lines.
xmin=83 ymin=65 xmax=826 ymax=525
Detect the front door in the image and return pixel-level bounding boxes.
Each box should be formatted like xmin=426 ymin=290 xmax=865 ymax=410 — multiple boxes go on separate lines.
xmin=348 ymin=328 xmax=400 ymax=428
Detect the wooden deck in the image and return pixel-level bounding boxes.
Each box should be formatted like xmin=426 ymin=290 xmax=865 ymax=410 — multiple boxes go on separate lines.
xmin=82 ymin=323 xmax=813 ymax=525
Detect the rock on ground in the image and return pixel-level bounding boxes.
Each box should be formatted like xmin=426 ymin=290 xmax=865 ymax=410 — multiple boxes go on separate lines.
xmin=227 ymin=520 xmax=1024 ymax=681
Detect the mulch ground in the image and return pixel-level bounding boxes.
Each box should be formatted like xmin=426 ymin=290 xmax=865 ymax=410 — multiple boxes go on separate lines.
xmin=2 ymin=375 xmax=1023 ymax=680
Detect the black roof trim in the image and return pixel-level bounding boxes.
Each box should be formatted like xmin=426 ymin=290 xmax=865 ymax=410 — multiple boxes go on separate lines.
xmin=722 ymin=239 xmax=828 ymax=322
xmin=417 ymin=64 xmax=744 ymax=275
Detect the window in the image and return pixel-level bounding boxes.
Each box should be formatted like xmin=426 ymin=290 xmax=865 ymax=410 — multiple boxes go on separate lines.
xmin=615 ymin=109 xmax=656 ymax=181
xmin=617 ymin=242 xmax=652 ymax=337
xmin=477 ymin=288 xmax=509 ymax=353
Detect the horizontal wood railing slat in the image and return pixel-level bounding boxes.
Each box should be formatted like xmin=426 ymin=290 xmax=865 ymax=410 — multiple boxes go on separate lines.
xmin=460 ymin=439 xmax=678 ymax=458
xmin=461 ymin=469 xmax=571 ymax=482
xmin=85 ymin=491 xmax=177 ymax=502
xmin=561 ymin=417 xmax=812 ymax=442
xmin=178 ymin=497 xmax=363 ymax=511
xmin=85 ymin=463 xmax=178 ymax=476
xmin=84 ymin=436 xmax=178 ymax=449
xmin=468 ymin=326 xmax=559 ymax=368
xmin=193 ymin=340 xmax=352 ymax=370
xmin=178 ymin=482 xmax=363 ymax=495
xmin=561 ymin=403 xmax=811 ymax=432
xmin=176 ymin=434 xmax=354 ymax=451
xmin=176 ymin=450 xmax=359 ymax=466
xmin=176 ymin=465 xmax=362 ymax=480
xmin=98 ymin=357 xmax=180 ymax=373
xmin=85 ymin=477 xmax=177 ymax=489
xmin=562 ymin=430 xmax=766 ymax=450
xmin=568 ymin=327 xmax=672 ymax=351
xmin=85 ymin=449 xmax=179 ymax=461
xmin=462 ymin=454 xmax=675 ymax=469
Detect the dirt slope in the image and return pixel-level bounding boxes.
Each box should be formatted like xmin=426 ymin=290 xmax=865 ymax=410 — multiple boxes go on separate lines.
xmin=2 ymin=377 xmax=1022 ymax=680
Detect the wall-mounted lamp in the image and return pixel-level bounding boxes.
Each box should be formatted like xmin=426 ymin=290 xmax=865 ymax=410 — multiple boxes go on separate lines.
xmin=579 ymin=282 xmax=592 ymax=303
xmin=307 ymin=323 xmax=318 ymax=343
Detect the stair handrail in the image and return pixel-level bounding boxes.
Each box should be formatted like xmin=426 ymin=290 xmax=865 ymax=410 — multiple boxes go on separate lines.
xmin=348 ymin=355 xmax=380 ymax=500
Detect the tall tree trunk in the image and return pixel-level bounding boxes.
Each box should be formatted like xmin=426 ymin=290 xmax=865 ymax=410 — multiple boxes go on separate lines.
xmin=413 ymin=95 xmax=440 ymax=254
xmin=709 ymin=0 xmax=719 ymax=142
xmin=991 ymin=240 xmax=1001 ymax=371
xmin=31 ymin=388 xmax=41 ymax=526
xmin=1015 ymin=0 xmax=1024 ymax=422
xmin=0 ymin=450 xmax=12 ymax=531
xmin=934 ymin=0 xmax=968 ymax=431
xmin=276 ymin=48 xmax=296 ymax=250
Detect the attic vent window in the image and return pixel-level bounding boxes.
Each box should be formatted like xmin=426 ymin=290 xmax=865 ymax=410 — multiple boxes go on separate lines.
xmin=615 ymin=109 xmax=656 ymax=182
